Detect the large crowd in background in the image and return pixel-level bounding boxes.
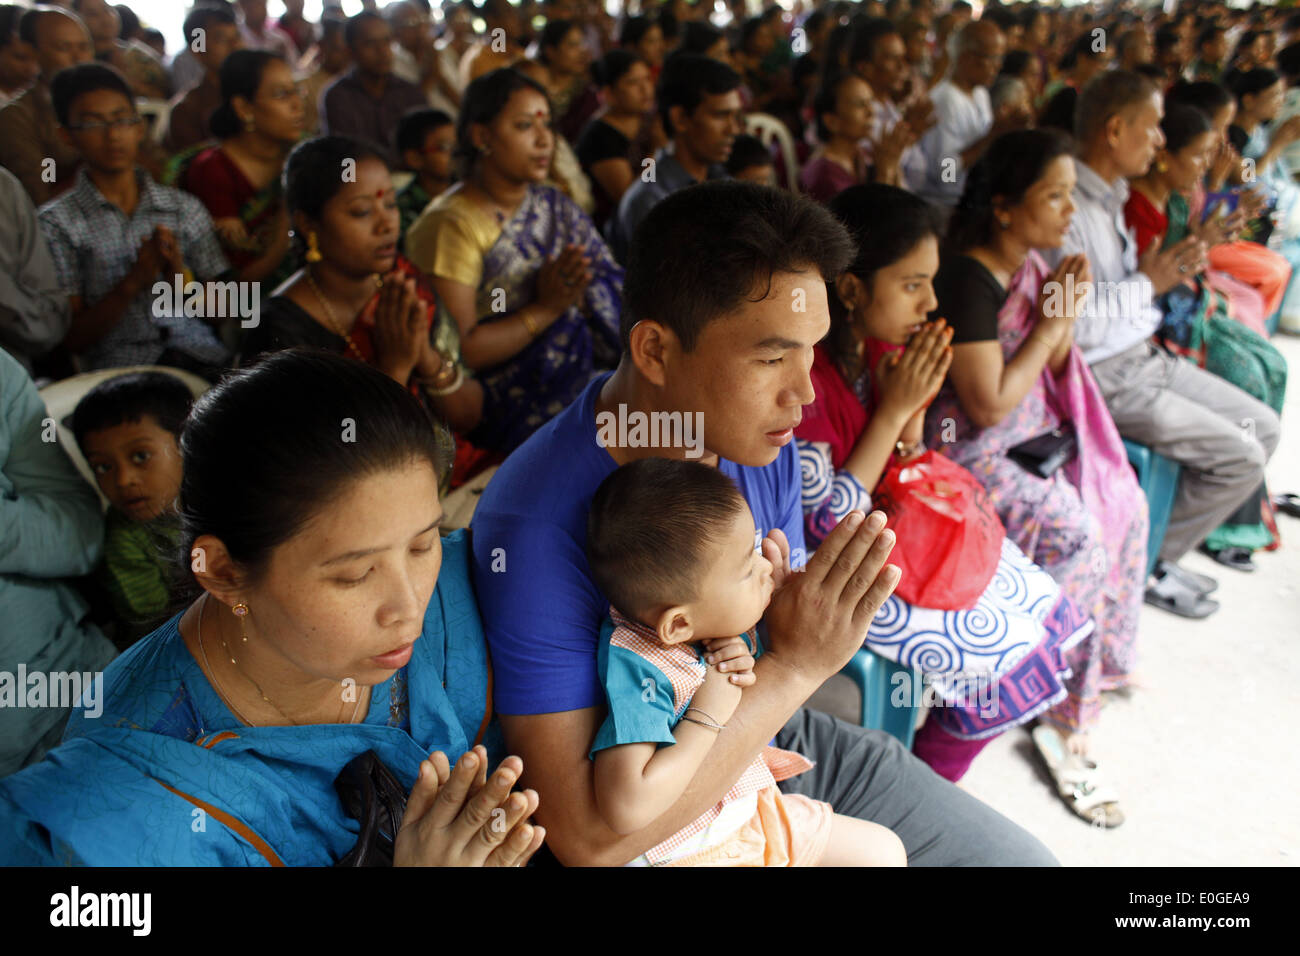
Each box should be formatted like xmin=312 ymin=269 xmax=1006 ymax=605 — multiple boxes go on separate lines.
xmin=0 ymin=0 xmax=1296 ymax=866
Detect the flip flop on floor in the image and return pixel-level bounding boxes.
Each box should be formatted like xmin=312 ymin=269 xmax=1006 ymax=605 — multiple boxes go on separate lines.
xmin=1031 ymin=725 xmax=1125 ymax=828
xmin=1273 ymin=493 xmax=1300 ymax=519
xmin=1144 ymin=574 xmax=1220 ymax=619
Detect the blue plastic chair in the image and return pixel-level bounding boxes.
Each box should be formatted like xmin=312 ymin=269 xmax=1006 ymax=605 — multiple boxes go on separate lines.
xmin=838 ymin=648 xmax=920 ymax=748
xmin=1122 ymin=438 xmax=1183 ymax=577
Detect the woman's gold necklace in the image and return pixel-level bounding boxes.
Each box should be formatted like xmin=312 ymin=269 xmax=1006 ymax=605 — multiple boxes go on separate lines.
xmin=196 ymin=592 xmax=363 ymax=727
xmin=305 ymin=266 xmax=370 ymax=363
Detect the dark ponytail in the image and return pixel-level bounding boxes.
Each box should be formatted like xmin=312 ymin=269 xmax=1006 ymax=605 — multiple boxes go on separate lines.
xmin=209 ymin=49 xmax=283 ymax=140
xmin=946 ymin=127 xmax=1075 ymax=253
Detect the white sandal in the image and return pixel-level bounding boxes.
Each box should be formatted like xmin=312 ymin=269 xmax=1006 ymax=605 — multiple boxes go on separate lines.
xmin=1031 ymin=725 xmax=1125 ymax=828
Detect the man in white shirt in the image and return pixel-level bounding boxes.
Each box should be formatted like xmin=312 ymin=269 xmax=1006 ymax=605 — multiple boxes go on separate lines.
xmin=1045 ymin=70 xmax=1280 ymax=617
xmin=917 ymin=18 xmax=1028 ymax=207
xmin=848 ymin=17 xmax=930 ymax=191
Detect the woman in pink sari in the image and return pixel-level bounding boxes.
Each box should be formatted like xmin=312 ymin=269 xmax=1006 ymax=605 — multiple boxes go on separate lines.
xmin=927 ymin=130 xmax=1150 ymax=828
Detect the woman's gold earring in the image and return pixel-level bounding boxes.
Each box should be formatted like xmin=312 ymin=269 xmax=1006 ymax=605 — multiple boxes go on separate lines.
xmin=1156 ymin=159 xmax=1168 ymax=173
xmin=999 ymin=217 xmax=1010 ymax=229
xmin=305 ymin=231 xmax=322 ymax=263
xmin=232 ymin=603 xmax=249 ymax=643
xmin=243 ymin=115 xmax=255 ymax=132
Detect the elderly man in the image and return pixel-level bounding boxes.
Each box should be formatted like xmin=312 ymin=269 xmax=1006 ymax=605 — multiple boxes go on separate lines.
xmin=0 ymin=5 xmax=93 ymax=205
xmin=916 ymin=17 xmax=1029 ymax=208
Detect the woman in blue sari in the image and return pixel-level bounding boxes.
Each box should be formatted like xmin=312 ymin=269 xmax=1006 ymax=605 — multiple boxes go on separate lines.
xmin=0 ymin=350 xmax=546 ymax=866
xmin=406 ymin=68 xmax=624 ymax=454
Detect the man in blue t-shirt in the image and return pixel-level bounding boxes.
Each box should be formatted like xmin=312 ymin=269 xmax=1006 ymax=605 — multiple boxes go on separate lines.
xmin=472 ymin=180 xmax=1057 ymax=867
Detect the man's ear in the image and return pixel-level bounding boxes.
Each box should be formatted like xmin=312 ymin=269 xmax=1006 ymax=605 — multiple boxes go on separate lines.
xmin=627 ymin=318 xmax=675 ymax=388
xmin=656 ymin=605 xmax=696 ymax=645
xmin=1103 ymin=110 xmax=1126 ymax=151
xmin=668 ymin=103 xmax=688 ymax=138
xmin=189 ymin=534 xmax=251 ymax=611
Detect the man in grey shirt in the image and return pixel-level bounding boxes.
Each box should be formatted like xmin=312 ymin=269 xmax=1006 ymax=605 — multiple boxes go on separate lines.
xmin=0 ymin=167 xmax=68 ymax=374
xmin=1046 ymin=71 xmax=1280 ymax=617
xmin=607 ymin=54 xmax=743 ymax=264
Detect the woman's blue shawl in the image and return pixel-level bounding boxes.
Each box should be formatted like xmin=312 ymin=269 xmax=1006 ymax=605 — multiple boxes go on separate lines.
xmin=0 ymin=530 xmax=501 ymax=866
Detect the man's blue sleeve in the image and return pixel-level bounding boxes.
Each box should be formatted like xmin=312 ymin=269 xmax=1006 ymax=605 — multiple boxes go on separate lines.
xmin=470 ymin=511 xmax=609 ymax=715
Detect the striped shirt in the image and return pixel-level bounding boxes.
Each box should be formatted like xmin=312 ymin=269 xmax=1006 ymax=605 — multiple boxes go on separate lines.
xmin=99 ymin=508 xmax=181 ymax=631
xmin=38 ymin=167 xmax=230 ymax=371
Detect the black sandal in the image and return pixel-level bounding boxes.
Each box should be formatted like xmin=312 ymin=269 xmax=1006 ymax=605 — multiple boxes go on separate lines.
xmin=1273 ymin=493 xmax=1300 ymax=519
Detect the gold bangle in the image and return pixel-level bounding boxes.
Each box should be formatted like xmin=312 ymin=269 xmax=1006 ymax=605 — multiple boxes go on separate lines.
xmin=894 ymin=439 xmax=924 ymax=459
xmin=427 ymin=366 xmax=464 ymax=397
xmin=520 ymin=309 xmax=540 ymax=338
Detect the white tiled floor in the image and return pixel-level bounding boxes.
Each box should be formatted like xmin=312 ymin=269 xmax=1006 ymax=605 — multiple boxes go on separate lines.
xmin=806 ymin=333 xmax=1300 ymax=866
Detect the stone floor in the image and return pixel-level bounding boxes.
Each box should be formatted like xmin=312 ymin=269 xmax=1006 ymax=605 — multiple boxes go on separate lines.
xmin=806 ymin=334 xmax=1300 ymax=866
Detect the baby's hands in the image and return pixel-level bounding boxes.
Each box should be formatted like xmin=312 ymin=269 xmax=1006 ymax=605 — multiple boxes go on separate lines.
xmin=703 ymin=635 xmax=757 ymax=688
xmin=690 ymin=659 xmax=743 ymax=726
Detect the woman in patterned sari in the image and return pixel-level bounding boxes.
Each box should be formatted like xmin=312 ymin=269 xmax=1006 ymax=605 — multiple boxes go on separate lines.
xmin=796 ymin=183 xmax=1097 ymax=806
xmin=1125 ymin=106 xmax=1288 ymax=567
xmin=930 ymin=131 xmax=1150 ymax=826
xmin=407 ymin=68 xmax=623 ymax=454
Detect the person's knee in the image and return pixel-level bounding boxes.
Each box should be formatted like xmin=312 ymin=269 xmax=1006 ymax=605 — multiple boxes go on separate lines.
xmin=1250 ymin=405 xmax=1281 ymax=457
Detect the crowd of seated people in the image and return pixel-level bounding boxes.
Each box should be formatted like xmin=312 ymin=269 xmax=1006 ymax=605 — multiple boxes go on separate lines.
xmin=0 ymin=0 xmax=1297 ymax=867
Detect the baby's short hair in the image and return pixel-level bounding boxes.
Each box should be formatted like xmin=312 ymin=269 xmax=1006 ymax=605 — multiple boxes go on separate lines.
xmin=72 ymin=371 xmax=194 ymax=451
xmin=586 ymin=458 xmax=749 ymax=620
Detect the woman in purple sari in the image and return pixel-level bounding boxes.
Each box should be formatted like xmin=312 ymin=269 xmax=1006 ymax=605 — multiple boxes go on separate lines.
xmin=927 ymin=129 xmax=1149 ymax=827
xmin=406 ymin=69 xmax=623 ymax=453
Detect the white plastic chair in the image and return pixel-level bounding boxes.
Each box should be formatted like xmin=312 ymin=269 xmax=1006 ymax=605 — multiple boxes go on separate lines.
xmin=745 ymin=112 xmax=800 ymax=192
xmin=38 ymin=366 xmax=211 ymax=506
xmin=135 ymin=97 xmax=172 ymax=146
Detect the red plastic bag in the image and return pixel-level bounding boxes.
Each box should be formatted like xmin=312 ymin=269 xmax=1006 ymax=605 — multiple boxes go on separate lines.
xmin=872 ymin=450 xmax=1006 ymax=610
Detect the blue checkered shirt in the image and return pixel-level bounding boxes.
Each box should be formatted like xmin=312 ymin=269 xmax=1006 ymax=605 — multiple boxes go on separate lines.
xmin=37 ymin=167 xmax=231 ymax=370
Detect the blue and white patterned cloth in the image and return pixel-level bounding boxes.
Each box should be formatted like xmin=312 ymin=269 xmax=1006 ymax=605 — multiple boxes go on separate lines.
xmin=38 ymin=166 xmax=230 ymax=370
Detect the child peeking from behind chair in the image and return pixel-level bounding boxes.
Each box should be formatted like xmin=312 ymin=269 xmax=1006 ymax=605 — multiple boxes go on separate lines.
xmin=585 ymin=458 xmax=906 ymax=867
xmin=72 ymin=371 xmax=191 ymax=641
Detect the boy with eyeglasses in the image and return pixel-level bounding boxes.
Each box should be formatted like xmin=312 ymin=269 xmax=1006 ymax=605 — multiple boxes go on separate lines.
xmin=394 ymin=107 xmax=455 ymax=250
xmin=38 ymin=62 xmax=231 ymax=375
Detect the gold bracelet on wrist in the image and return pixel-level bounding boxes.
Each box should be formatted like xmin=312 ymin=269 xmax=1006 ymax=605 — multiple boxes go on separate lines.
xmin=520 ymin=309 xmax=540 ymax=338
xmin=427 ymin=366 xmax=464 ymax=397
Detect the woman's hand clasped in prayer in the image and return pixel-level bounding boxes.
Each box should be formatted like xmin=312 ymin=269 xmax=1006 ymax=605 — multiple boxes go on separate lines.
xmin=874 ymin=319 xmax=954 ymax=429
xmin=395 ymin=745 xmax=547 ymax=867
xmin=536 ymin=243 xmax=593 ymax=320
xmin=370 ymin=271 xmax=430 ymax=385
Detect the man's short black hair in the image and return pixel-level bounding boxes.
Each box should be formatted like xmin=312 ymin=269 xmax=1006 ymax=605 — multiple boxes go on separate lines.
xmin=656 ymin=52 xmax=742 ymax=136
xmin=621 ymin=180 xmax=855 ymax=353
xmin=1074 ymin=69 xmax=1158 ymax=147
xmin=586 ymin=458 xmax=748 ymax=619
xmin=72 ymin=371 xmax=196 ymax=450
xmin=345 ymin=10 xmax=385 ymax=49
xmin=395 ymin=107 xmax=454 ymax=160
xmin=1196 ymin=24 xmax=1224 ymax=53
xmin=724 ymin=133 xmax=773 ymax=175
xmin=51 ymin=61 xmax=133 ymax=127
xmin=846 ymin=16 xmax=898 ymax=70
xmin=183 ymin=4 xmax=237 ymax=46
